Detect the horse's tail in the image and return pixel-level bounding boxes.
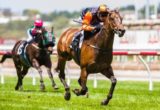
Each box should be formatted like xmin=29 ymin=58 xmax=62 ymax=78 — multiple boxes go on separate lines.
xmin=0 ymin=52 xmax=12 ymax=63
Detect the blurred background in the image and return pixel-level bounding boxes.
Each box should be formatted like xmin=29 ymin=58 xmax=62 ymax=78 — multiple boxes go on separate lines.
xmin=0 ymin=0 xmax=160 ymax=82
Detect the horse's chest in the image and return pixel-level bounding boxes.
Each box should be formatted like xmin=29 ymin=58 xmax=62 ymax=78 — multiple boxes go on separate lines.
xmin=87 ymin=63 xmax=110 ymax=73
xmin=86 ymin=52 xmax=113 ymax=73
xmin=96 ymin=52 xmax=113 ymax=64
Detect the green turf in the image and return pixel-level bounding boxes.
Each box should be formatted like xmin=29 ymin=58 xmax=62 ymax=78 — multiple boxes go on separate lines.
xmin=0 ymin=76 xmax=160 ymax=110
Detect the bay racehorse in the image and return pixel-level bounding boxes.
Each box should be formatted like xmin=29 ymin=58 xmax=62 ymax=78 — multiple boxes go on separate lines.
xmin=55 ymin=10 xmax=125 ymax=105
xmin=12 ymin=28 xmax=58 ymax=91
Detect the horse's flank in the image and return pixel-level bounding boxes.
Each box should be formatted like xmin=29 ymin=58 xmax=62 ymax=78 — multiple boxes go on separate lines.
xmin=57 ymin=28 xmax=80 ymax=59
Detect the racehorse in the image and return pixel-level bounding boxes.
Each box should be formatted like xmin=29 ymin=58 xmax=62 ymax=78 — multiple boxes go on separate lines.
xmin=12 ymin=28 xmax=58 ymax=91
xmin=55 ymin=10 xmax=125 ymax=105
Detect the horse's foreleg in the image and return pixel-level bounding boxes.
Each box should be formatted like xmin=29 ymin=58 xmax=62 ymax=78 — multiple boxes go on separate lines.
xmin=21 ymin=67 xmax=29 ymax=79
xmin=101 ymin=66 xmax=117 ymax=105
xmin=73 ymin=68 xmax=88 ymax=96
xmin=46 ymin=68 xmax=58 ymax=90
xmin=32 ymin=59 xmax=45 ymax=91
xmin=57 ymin=57 xmax=70 ymax=100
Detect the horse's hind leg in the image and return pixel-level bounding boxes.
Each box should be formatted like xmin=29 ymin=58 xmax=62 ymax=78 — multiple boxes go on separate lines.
xmin=46 ymin=68 xmax=58 ymax=90
xmin=14 ymin=64 xmax=23 ymax=90
xmin=15 ymin=66 xmax=29 ymax=90
xmin=32 ymin=59 xmax=45 ymax=91
xmin=12 ymin=57 xmax=23 ymax=90
xmin=56 ymin=56 xmax=70 ymax=100
xmin=101 ymin=66 xmax=117 ymax=105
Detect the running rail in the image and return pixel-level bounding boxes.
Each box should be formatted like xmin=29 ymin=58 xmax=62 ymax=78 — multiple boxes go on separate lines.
xmin=1 ymin=50 xmax=160 ymax=91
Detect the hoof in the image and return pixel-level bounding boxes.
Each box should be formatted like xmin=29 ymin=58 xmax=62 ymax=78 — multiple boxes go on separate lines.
xmin=64 ymin=92 xmax=71 ymax=101
xmin=101 ymin=99 xmax=109 ymax=105
xmin=85 ymin=92 xmax=89 ymax=98
xmin=72 ymin=89 xmax=80 ymax=96
xmin=40 ymin=84 xmax=45 ymax=91
xmin=53 ymin=85 xmax=59 ymax=90
xmin=15 ymin=86 xmax=19 ymax=91
xmin=19 ymin=86 xmax=23 ymax=91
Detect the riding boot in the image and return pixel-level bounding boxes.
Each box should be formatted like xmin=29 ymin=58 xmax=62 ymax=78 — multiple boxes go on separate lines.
xmin=70 ymin=32 xmax=82 ymax=49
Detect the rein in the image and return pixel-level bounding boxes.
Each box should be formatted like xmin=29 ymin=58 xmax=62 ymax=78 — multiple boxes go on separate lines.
xmin=87 ymin=26 xmax=113 ymax=54
xmin=87 ymin=44 xmax=112 ymax=53
xmin=31 ymin=43 xmax=40 ymax=50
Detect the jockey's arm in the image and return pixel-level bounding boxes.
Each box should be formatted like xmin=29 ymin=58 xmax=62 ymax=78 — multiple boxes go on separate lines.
xmin=26 ymin=29 xmax=34 ymax=42
xmin=81 ymin=11 xmax=95 ymax=31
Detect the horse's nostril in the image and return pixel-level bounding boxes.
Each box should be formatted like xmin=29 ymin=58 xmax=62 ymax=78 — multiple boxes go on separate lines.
xmin=122 ymin=29 xmax=126 ymax=33
xmin=119 ymin=29 xmax=125 ymax=33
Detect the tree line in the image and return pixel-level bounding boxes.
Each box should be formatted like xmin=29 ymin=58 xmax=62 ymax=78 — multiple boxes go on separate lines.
xmin=0 ymin=3 xmax=160 ymax=39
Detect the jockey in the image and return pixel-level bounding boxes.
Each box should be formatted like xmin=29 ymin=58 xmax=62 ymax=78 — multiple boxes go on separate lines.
xmin=71 ymin=4 xmax=110 ymax=49
xmin=26 ymin=19 xmax=47 ymax=43
xmin=21 ymin=19 xmax=55 ymax=54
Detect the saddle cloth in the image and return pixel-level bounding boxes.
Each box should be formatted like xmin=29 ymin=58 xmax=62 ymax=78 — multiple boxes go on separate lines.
xmin=17 ymin=41 xmax=31 ymax=66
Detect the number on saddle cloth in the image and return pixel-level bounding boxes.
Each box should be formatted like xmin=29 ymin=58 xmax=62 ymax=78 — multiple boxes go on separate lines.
xmin=17 ymin=41 xmax=31 ymax=66
xmin=17 ymin=41 xmax=27 ymax=55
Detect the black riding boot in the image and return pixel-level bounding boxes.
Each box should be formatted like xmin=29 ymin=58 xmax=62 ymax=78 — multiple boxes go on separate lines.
xmin=70 ymin=32 xmax=82 ymax=50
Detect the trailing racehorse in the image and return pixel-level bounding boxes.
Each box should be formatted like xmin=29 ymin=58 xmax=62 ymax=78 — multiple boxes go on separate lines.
xmin=55 ymin=10 xmax=125 ymax=105
xmin=12 ymin=28 xmax=58 ymax=91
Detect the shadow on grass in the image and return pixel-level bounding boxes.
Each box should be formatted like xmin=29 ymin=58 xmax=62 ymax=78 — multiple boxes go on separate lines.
xmin=21 ymin=89 xmax=64 ymax=93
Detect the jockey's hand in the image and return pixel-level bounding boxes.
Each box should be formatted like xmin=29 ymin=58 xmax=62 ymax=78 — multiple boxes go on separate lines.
xmin=36 ymin=30 xmax=42 ymax=34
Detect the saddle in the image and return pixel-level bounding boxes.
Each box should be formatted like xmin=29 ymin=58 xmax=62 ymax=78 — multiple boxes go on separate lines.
xmin=70 ymin=30 xmax=99 ymax=64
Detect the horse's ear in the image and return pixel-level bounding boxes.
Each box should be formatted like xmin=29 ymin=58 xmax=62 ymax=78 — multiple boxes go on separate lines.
xmin=107 ymin=10 xmax=112 ymax=16
xmin=114 ymin=8 xmax=119 ymax=12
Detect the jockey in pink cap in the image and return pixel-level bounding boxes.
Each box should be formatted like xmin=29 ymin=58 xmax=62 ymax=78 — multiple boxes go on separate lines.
xmin=26 ymin=19 xmax=47 ymax=43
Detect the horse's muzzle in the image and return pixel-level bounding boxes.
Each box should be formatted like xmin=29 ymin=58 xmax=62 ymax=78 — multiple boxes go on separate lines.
xmin=47 ymin=47 xmax=53 ymax=54
xmin=114 ymin=29 xmax=125 ymax=37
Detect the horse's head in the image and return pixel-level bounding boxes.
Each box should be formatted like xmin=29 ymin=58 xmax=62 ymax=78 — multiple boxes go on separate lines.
xmin=42 ymin=31 xmax=55 ymax=54
xmin=104 ymin=10 xmax=125 ymax=37
xmin=34 ymin=29 xmax=55 ymax=54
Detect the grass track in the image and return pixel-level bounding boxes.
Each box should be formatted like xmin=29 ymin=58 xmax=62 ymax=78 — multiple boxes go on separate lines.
xmin=0 ymin=77 xmax=160 ymax=110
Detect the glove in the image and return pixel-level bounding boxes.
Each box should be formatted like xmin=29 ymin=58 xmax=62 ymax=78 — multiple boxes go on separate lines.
xmin=36 ymin=30 xmax=42 ymax=34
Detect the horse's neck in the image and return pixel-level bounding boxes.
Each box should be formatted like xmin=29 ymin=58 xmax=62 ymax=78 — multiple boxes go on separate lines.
xmin=26 ymin=44 xmax=39 ymax=53
xmin=96 ymin=27 xmax=114 ymax=50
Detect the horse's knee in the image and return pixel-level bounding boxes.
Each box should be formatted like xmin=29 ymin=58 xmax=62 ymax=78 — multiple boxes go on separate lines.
xmin=111 ymin=76 xmax=117 ymax=85
xmin=38 ymin=69 xmax=42 ymax=73
xmin=58 ymin=73 xmax=65 ymax=79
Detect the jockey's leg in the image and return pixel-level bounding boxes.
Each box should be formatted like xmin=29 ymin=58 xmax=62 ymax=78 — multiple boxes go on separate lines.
xmin=79 ymin=31 xmax=84 ymax=48
xmin=22 ymin=30 xmax=33 ymax=50
xmin=70 ymin=31 xmax=83 ymax=49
